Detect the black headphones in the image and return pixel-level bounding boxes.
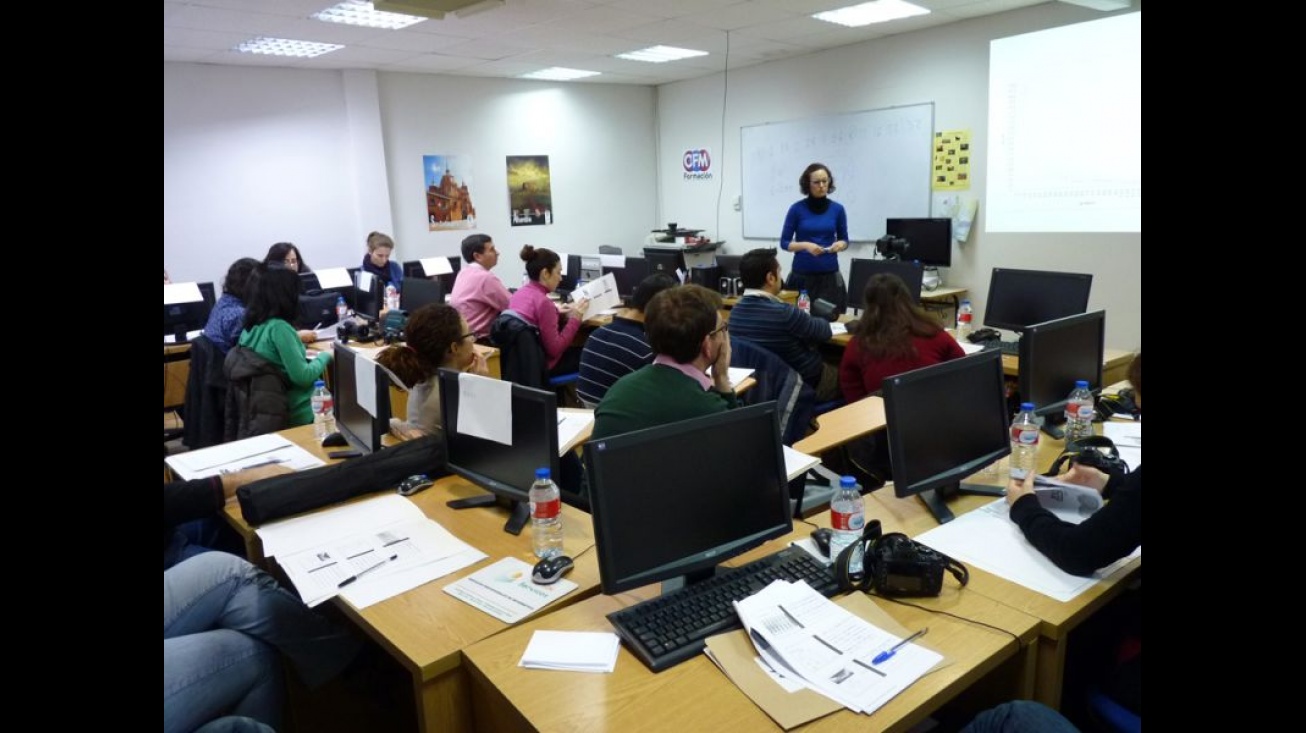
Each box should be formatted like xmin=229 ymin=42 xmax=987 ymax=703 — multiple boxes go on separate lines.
xmin=1046 ymin=435 xmax=1129 ymax=478
xmin=834 ymin=519 xmax=969 ymax=597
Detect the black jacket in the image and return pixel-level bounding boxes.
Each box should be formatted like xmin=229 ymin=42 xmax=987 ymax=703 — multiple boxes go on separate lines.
xmin=183 ymin=334 xmax=229 ymax=450
xmin=490 ymin=310 xmax=548 ymax=389
xmin=1010 ymin=465 xmax=1143 ymax=577
xmin=223 ymin=345 xmax=291 ymax=441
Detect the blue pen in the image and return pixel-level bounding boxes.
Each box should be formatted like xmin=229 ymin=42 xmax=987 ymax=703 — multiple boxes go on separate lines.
xmin=871 ymin=627 xmax=928 ymax=665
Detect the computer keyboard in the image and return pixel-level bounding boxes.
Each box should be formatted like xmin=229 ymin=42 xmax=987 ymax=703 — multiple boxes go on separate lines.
xmin=980 ymin=339 xmax=1021 ymax=355
xmin=606 ymin=546 xmax=838 ymax=673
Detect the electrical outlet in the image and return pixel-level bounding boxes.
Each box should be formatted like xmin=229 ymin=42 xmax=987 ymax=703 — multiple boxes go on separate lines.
xmin=733 ymin=195 xmax=741 ymax=212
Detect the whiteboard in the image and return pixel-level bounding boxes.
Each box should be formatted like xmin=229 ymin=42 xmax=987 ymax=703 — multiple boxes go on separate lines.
xmin=741 ymin=103 xmax=934 ymax=242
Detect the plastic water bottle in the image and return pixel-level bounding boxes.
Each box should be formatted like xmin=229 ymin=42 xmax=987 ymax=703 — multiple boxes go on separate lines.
xmin=529 ymin=468 xmax=564 ymax=559
xmin=311 ymin=380 xmax=336 ymax=440
xmin=1009 ymin=402 xmax=1040 ymax=481
xmin=335 ymin=296 xmax=348 ymax=323
xmin=384 ymin=282 xmax=400 ymax=311
xmin=956 ymin=299 xmax=973 ymax=340
xmin=797 ymin=289 xmax=811 ymax=314
xmin=829 ymin=476 xmax=865 ymax=569
xmin=1064 ymin=380 xmax=1096 ymax=442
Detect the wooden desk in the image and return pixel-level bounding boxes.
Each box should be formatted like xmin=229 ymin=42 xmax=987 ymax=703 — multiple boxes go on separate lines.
xmin=724 ymin=289 xmax=798 ymax=308
xmin=792 ymin=395 xmax=886 ymax=456
xmin=463 ymin=528 xmax=1040 ymax=733
xmin=164 ymin=344 xmax=190 ymax=410
xmin=862 ymin=434 xmax=1141 ymax=709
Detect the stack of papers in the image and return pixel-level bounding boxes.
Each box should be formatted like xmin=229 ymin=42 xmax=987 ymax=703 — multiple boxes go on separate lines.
xmin=444 ymin=557 xmax=578 ymax=623
xmin=519 ymin=631 xmax=621 ymax=673
xmin=165 ymin=433 xmax=325 ymax=480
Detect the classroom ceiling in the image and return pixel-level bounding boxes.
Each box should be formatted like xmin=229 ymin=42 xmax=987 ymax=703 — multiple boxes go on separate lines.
xmin=164 ymin=0 xmax=1057 ymax=85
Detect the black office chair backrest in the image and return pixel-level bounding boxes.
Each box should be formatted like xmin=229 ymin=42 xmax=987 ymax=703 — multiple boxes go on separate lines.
xmin=730 ymin=335 xmax=815 ymax=447
xmin=489 ymin=311 xmax=548 ymax=390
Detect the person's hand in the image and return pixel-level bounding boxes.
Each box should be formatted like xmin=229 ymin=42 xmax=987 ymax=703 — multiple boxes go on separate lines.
xmin=220 ymin=464 xmax=293 ymax=500
xmin=298 ymin=330 xmax=317 ymax=343
xmin=389 ymin=417 xmax=429 ymax=442
xmin=467 ymin=351 xmax=489 ymax=376
xmin=571 ymin=297 xmax=590 ymax=318
xmin=1005 ymin=472 xmax=1035 ymax=506
xmin=712 ymin=336 xmax=733 ymax=392
xmin=806 ymin=242 xmax=826 ymax=256
xmin=1059 ymin=463 xmax=1109 ymax=494
xmin=829 ymin=240 xmax=849 ymax=254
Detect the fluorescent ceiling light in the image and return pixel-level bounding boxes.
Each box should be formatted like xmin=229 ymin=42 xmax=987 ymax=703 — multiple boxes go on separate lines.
xmin=312 ymin=1 xmax=427 ymax=30
xmin=233 ymin=37 xmax=344 ymax=58
xmin=519 ymin=67 xmax=601 ymax=81
xmin=1059 ymin=0 xmax=1132 ymax=10
xmin=813 ymin=0 xmax=930 ymax=28
xmin=616 ymin=45 xmax=709 ymax=63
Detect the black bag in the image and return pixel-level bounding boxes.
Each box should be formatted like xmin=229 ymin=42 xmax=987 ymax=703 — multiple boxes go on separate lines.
xmin=237 ymin=436 xmax=449 ymax=524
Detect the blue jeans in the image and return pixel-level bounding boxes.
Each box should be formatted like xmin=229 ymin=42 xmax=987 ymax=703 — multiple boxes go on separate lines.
xmin=163 ymin=553 xmax=361 ymax=733
xmin=960 ymin=701 xmax=1081 ymax=733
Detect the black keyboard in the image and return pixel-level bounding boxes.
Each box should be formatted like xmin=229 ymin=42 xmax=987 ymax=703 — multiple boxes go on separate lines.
xmin=607 ymin=546 xmax=838 ymax=672
xmin=980 ymin=339 xmax=1021 ymax=355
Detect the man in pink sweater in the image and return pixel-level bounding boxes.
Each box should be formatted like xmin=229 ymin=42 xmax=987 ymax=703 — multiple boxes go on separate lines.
xmin=450 ymin=233 xmax=511 ymax=340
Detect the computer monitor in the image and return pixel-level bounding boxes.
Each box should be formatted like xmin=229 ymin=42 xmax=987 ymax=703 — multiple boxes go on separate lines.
xmin=885 ymin=218 xmax=952 ymax=268
xmin=584 ymin=402 xmax=791 ymax=595
xmin=351 ymin=270 xmax=383 ymax=322
xmin=437 ymin=369 xmax=563 ymax=535
xmin=714 ymin=254 xmax=742 ymax=278
xmin=556 ymin=254 xmax=582 ymax=295
xmin=984 ymin=268 xmax=1093 ymax=333
xmin=642 ymin=247 xmax=684 ymax=277
xmin=882 ymin=350 xmax=1011 ymax=524
xmin=1018 ymin=310 xmax=1105 ymax=438
xmin=847 ymin=258 xmax=925 ymax=308
xmin=331 ymin=343 xmax=391 ymax=454
xmin=298 ymin=269 xmax=353 ymax=328
xmin=163 ymin=282 xmax=214 ymax=341
xmin=603 ymin=257 xmax=650 ymax=301
xmin=401 ymin=277 xmax=445 ymax=313
xmin=402 ymin=258 xmax=462 ymax=295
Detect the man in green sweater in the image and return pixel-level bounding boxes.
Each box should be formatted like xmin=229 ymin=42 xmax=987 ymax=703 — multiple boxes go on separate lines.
xmin=593 ymin=284 xmax=736 ymax=440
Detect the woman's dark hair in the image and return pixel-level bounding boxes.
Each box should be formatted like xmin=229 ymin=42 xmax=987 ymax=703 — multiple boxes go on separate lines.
xmin=631 ymin=272 xmax=678 ymax=311
xmin=853 ymin=273 xmax=942 ymax=360
xmin=376 ymin=304 xmax=466 ymax=386
xmin=520 ymin=245 xmax=560 ymax=282
xmin=799 ymin=162 xmax=835 ymax=196
xmin=264 ymin=242 xmax=309 ymax=273
xmin=242 ymin=263 xmax=301 ymax=330
xmin=222 ymin=258 xmax=261 ymax=300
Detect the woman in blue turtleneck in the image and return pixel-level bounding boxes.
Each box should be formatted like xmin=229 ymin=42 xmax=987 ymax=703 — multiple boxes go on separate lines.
xmin=360 ymin=231 xmax=404 ymax=287
xmin=779 ymin=162 xmax=849 ymax=315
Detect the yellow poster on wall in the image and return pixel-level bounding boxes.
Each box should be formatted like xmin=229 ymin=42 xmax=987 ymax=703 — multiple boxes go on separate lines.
xmin=932 ymin=130 xmax=971 ymax=191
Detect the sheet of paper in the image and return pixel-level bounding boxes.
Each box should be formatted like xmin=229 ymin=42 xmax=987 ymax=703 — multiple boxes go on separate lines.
xmin=828 ymin=322 xmax=848 ymax=337
xmin=356 ymin=355 xmax=379 ymax=417
xmin=1031 ymin=475 xmax=1103 ymax=522
xmin=557 ymin=252 xmax=569 ymax=275
xmin=519 ymin=631 xmax=621 ymax=673
xmin=958 ymin=341 xmax=985 ymax=355
xmin=573 ymin=273 xmax=621 ymax=314
xmin=443 ymin=557 xmax=578 ymax=623
xmin=457 ymin=372 xmax=514 ymax=445
xmin=356 ymin=269 xmax=375 ymax=292
xmin=706 ymin=366 xmax=755 ymax=389
xmin=914 ymin=498 xmax=1141 ymax=602
xmin=783 ymin=445 xmax=821 ymax=482
xmin=165 ymin=433 xmax=325 ymax=481
xmin=313 ymin=324 xmax=339 ymax=342
xmin=420 ymin=256 xmax=454 ymax=276
xmin=256 ymin=494 xmax=426 ymax=559
xmin=342 ymin=546 xmax=486 ymax=610
xmin=557 ymin=410 xmax=595 ymax=456
xmin=164 ymin=282 xmax=204 ymax=305
xmin=598 ymin=254 xmax=626 ymax=269
xmin=164 ymin=330 xmax=204 ymax=344
xmin=316 ymin=268 xmax=352 ymax=289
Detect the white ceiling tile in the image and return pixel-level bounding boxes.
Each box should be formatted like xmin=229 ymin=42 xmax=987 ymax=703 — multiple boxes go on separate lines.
xmin=438 ymin=38 xmax=536 ymax=60
xmin=602 ymin=0 xmax=746 ymax=19
xmin=690 ymin=2 xmax=799 ymax=31
xmin=385 ymin=53 xmax=487 ymax=72
xmin=164 ymin=26 xmax=253 ymax=51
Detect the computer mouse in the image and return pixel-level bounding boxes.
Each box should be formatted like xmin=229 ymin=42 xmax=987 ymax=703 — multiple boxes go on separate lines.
xmin=810 ymin=528 xmax=833 ymax=558
xmin=321 ymin=432 xmax=348 ymax=448
xmin=397 ymin=474 xmax=435 ymax=497
xmin=531 ymin=555 xmax=574 ymax=585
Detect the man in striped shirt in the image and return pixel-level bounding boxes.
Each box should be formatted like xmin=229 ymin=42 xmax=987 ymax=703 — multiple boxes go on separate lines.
xmin=577 ymin=272 xmax=678 ymax=407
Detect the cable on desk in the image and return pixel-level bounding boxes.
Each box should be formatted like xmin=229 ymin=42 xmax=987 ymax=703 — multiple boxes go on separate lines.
xmin=869 ymin=592 xmax=1022 ymax=647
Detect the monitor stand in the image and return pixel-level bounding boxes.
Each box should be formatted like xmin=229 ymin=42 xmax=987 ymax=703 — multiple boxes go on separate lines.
xmin=446 ymin=494 xmax=531 ymax=535
xmin=660 ymin=565 xmax=718 ymax=596
xmin=918 ymin=480 xmax=1006 ymax=524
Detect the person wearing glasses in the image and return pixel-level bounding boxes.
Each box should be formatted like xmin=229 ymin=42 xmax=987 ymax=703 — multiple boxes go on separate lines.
xmin=779 ymin=162 xmax=849 ymax=315
xmin=263 ymin=242 xmax=310 ymax=274
xmin=593 ymin=285 xmax=735 ymax=440
xmin=376 ymin=303 xmax=488 ymax=440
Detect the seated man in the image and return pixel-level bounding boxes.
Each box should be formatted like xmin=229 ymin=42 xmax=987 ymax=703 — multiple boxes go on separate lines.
xmin=576 ymin=272 xmax=678 ymax=407
xmin=728 ymin=248 xmax=839 ymax=402
xmin=450 ymin=233 xmax=511 ymax=341
xmin=593 ymin=285 xmax=735 ymax=440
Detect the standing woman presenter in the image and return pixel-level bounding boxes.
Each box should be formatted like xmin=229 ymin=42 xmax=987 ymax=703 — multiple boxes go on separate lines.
xmin=779 ymin=162 xmax=849 ymax=315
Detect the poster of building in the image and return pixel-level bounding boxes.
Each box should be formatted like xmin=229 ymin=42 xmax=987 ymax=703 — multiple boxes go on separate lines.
xmin=506 ymin=155 xmax=553 ymax=226
xmin=931 ymin=131 xmax=971 ymax=191
xmin=424 ymin=155 xmax=477 ymax=231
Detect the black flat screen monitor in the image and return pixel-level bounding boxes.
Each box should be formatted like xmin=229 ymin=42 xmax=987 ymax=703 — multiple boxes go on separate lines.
xmin=643 ymin=247 xmax=684 ymax=277
xmin=298 ymin=270 xmax=354 ymax=327
xmin=163 ymin=282 xmax=215 ymax=341
xmin=351 ymin=270 xmax=383 ymax=322
xmin=1018 ymin=310 xmax=1105 ymax=436
xmin=714 ymin=254 xmax=742 ymax=278
xmin=984 ymin=268 xmax=1093 ymax=333
xmin=401 ymin=277 xmax=445 ymax=313
xmin=331 ymin=343 xmax=391 ymax=454
xmin=885 ymin=218 xmax=952 ymax=268
xmin=556 ymin=254 xmax=582 ymax=295
xmin=438 ymin=369 xmax=563 ymax=535
xmin=847 ymin=258 xmax=925 ymax=307
xmin=584 ymin=402 xmax=791 ymax=595
xmin=402 ymin=258 xmax=461 ymax=294
xmin=882 ymin=350 xmax=1011 ymax=524
xmin=604 ymin=257 xmax=650 ymax=300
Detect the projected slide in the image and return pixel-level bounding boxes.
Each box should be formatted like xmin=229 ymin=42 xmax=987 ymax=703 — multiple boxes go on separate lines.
xmin=986 ymin=12 xmax=1141 ymax=233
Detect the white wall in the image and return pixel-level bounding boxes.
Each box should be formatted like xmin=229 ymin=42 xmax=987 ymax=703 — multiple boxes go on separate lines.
xmin=656 ymin=3 xmax=1142 ymax=351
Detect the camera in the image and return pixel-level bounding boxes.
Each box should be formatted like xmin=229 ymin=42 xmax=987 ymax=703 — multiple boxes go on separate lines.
xmin=867 ymin=534 xmax=950 ymax=597
xmin=875 ymin=235 xmax=910 ymax=261
xmin=337 ymin=319 xmax=380 ymax=344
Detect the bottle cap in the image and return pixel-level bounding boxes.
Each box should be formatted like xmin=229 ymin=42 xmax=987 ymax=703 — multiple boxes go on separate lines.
xmin=1020 ymin=402 xmax=1035 ymax=412
xmin=314 ymin=380 xmax=325 ymax=388
xmin=840 ymin=475 xmax=857 ymax=489
xmin=1075 ymin=380 xmax=1089 ymax=389
xmin=535 ymin=468 xmax=551 ymax=480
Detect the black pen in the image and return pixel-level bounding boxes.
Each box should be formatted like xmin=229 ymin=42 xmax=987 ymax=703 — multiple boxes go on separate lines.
xmin=872 ymin=627 xmax=928 ymax=665
xmin=338 ymin=554 xmax=397 ymax=588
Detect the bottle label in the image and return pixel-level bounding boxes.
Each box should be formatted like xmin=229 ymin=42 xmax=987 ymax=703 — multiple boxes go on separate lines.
xmin=1010 ymin=425 xmax=1039 ymax=445
xmin=1075 ymin=403 xmax=1095 ymax=420
xmin=531 ymin=498 xmax=560 ymax=519
xmin=831 ymin=509 xmax=864 ymax=531
xmin=957 ymin=312 xmax=972 ymax=325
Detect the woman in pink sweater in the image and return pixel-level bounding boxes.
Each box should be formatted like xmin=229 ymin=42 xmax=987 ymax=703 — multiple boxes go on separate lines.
xmin=507 ymin=245 xmax=590 ymax=376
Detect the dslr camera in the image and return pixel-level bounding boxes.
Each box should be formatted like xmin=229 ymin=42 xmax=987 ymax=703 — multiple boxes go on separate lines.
xmin=874 ymin=235 xmax=910 ymax=261
xmin=835 ymin=520 xmax=968 ymax=597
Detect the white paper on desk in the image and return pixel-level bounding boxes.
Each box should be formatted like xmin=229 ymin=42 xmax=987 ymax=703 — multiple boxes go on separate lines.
xmin=706 ymin=366 xmax=755 ymax=390
xmin=313 ymin=324 xmax=338 ymax=342
xmin=598 ymin=254 xmax=626 ymax=269
xmin=165 ymin=434 xmax=325 ymax=481
xmin=915 ymin=499 xmax=1141 ymax=603
xmin=557 ymin=411 xmax=595 ymax=456
xmin=343 ymin=546 xmax=486 ymax=610
xmin=256 ymin=494 xmax=426 ymax=558
xmin=519 ymin=631 xmax=620 ymax=673
xmin=573 ymin=273 xmax=621 ymax=314
xmin=958 ymin=341 xmax=985 ymax=355
xmin=828 ymin=322 xmax=848 ymax=337
xmin=420 ymin=256 xmax=454 ymax=276
xmin=783 ymin=445 xmax=821 ymax=482
xmin=316 ymin=267 xmax=352 ymax=289
xmin=164 ymin=282 xmax=204 ymax=305
xmin=163 ymin=330 xmax=204 ymax=344
xmin=1102 ymin=421 xmax=1142 ymax=472
xmin=457 ymin=372 xmax=513 ymax=445
xmin=444 ymin=557 xmax=578 ymax=624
